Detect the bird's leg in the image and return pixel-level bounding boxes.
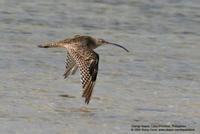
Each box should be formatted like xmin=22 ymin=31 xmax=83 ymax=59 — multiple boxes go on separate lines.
xmin=38 ymin=40 xmax=64 ymax=48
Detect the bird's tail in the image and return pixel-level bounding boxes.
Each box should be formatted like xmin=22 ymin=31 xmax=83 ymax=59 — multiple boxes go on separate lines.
xmin=38 ymin=41 xmax=64 ymax=48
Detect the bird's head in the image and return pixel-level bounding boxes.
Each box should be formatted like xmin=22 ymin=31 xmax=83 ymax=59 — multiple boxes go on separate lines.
xmin=95 ymin=38 xmax=129 ymax=52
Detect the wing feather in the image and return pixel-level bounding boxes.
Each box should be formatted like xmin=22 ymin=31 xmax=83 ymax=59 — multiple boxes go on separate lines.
xmin=63 ymin=52 xmax=77 ymax=79
xmin=67 ymin=46 xmax=99 ymax=104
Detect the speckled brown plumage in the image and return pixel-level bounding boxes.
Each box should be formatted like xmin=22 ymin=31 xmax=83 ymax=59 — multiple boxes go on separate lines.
xmin=38 ymin=35 xmax=129 ymax=104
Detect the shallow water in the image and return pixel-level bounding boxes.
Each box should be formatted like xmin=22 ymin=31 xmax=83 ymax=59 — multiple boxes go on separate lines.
xmin=0 ymin=0 xmax=200 ymax=133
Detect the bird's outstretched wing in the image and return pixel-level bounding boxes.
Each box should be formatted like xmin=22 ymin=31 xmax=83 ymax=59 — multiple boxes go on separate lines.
xmin=63 ymin=52 xmax=77 ymax=79
xmin=68 ymin=46 xmax=99 ymax=104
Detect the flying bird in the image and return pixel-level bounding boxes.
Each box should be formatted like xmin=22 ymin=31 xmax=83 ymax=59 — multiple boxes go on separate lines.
xmin=38 ymin=35 xmax=129 ymax=104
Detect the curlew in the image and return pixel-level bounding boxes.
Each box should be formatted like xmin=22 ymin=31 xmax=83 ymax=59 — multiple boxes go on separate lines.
xmin=38 ymin=35 xmax=129 ymax=104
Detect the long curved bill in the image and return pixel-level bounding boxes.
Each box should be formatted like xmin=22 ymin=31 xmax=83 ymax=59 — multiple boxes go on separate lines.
xmin=104 ymin=41 xmax=129 ymax=52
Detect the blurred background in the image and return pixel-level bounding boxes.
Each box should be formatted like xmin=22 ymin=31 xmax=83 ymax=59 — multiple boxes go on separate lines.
xmin=0 ymin=0 xmax=199 ymax=133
